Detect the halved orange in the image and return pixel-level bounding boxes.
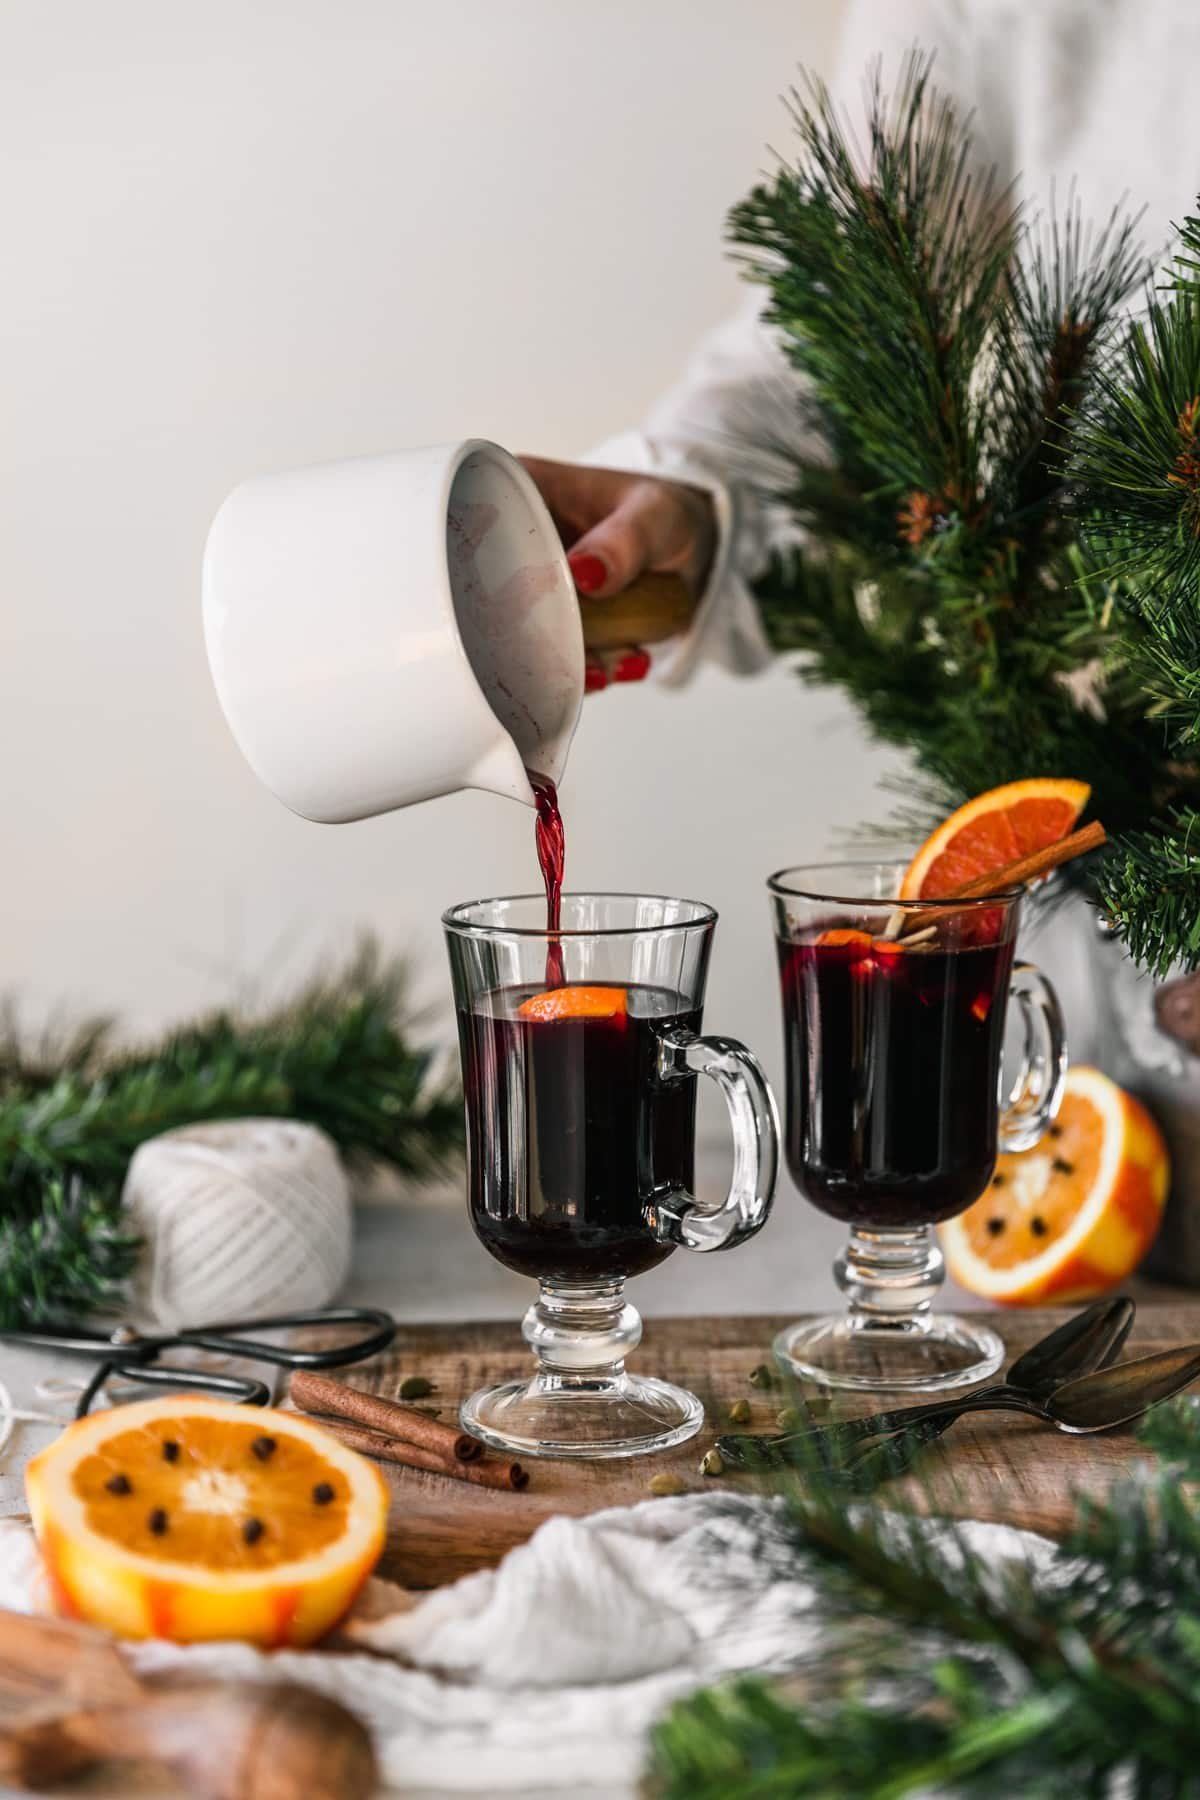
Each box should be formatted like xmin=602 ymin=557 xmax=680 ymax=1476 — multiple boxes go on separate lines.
xmin=26 ymin=1396 xmax=388 ymax=1645
xmin=518 ymin=985 xmax=628 ymax=1022
xmin=900 ymin=778 xmax=1090 ymax=900
xmin=940 ymin=1066 xmax=1169 ymax=1305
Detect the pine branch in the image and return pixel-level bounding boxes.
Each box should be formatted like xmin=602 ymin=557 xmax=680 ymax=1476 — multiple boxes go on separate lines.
xmin=730 ymin=56 xmax=1015 ymax=515
xmin=0 ymin=939 xmax=462 ymax=1327
xmin=726 ymin=57 xmax=1200 ymax=972
xmin=0 ymin=1177 xmax=139 ymax=1327
xmin=1096 ymin=812 xmax=1200 ymax=977
xmin=649 ymin=1402 xmax=1200 ymax=1797
xmin=991 ymin=203 xmax=1147 ymax=591
xmin=1071 ymin=269 xmax=1200 ymax=605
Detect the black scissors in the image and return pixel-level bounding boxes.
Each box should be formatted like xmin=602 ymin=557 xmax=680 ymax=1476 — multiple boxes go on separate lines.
xmin=0 ymin=1306 xmax=397 ymax=1417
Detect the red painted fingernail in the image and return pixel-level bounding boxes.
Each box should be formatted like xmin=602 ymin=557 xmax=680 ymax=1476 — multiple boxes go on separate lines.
xmin=613 ymin=649 xmax=651 ymax=683
xmin=569 ymin=552 xmax=608 ymax=595
xmin=584 ymin=663 xmax=609 ymax=693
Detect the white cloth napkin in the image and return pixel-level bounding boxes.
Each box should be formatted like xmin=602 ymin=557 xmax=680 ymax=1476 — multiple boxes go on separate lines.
xmin=0 ymin=1497 xmax=1052 ymax=1796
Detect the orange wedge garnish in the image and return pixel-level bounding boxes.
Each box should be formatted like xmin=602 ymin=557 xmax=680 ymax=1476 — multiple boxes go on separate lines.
xmin=26 ymin=1397 xmax=387 ymax=1645
xmin=518 ymin=985 xmax=628 ymax=1022
xmin=816 ymin=928 xmax=875 ymax=952
xmin=940 ymin=1067 xmax=1169 ymax=1305
xmin=899 ymin=778 xmax=1090 ymax=900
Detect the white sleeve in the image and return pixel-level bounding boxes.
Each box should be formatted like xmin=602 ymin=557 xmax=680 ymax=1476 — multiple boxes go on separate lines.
xmin=584 ymin=0 xmax=1003 ymax=685
xmin=583 ymin=291 xmax=784 ymax=685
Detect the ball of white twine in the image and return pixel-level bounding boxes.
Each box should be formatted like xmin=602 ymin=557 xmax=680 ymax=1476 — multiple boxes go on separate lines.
xmin=122 ymin=1118 xmax=353 ymax=1329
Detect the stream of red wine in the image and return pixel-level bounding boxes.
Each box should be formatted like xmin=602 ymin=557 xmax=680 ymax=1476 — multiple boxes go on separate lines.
xmin=527 ymin=770 xmax=565 ymax=989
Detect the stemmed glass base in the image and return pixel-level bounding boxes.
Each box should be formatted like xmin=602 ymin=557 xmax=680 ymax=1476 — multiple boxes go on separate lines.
xmin=460 ymin=1278 xmax=704 ymax=1460
xmin=774 ymin=1223 xmax=1004 ymax=1393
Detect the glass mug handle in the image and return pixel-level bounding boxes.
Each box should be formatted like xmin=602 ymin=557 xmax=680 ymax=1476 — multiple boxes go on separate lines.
xmin=998 ymin=961 xmax=1068 ymax=1153
xmin=648 ymin=1030 xmax=779 ymax=1251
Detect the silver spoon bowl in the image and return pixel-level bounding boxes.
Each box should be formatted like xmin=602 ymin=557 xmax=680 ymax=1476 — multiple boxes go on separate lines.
xmin=717 ymin=1297 xmax=1137 ymax=1475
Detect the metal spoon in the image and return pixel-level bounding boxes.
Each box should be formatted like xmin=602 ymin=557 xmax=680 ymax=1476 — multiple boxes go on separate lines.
xmin=718 ymin=1296 xmax=1135 ymax=1473
xmin=856 ymin=1295 xmax=1137 ymax=1441
xmin=842 ymin=1294 xmax=1138 ymax=1472
xmin=845 ymin=1336 xmax=1200 ymax=1470
xmin=1044 ymin=1342 xmax=1200 ymax=1432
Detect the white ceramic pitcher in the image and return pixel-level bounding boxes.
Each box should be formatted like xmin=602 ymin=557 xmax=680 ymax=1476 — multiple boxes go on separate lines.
xmin=202 ymin=439 xmax=584 ymax=822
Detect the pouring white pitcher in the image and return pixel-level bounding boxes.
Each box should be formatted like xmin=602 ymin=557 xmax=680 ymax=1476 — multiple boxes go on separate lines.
xmin=202 ymin=439 xmax=584 ymax=822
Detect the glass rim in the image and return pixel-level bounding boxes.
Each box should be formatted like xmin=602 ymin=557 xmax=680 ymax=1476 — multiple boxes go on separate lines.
xmin=441 ymin=891 xmax=719 ymax=940
xmin=766 ymin=860 xmax=1022 ymax=910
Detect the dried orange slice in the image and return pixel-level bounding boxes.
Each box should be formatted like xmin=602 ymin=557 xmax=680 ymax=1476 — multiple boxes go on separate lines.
xmin=899 ymin=778 xmax=1090 ymax=899
xmin=518 ymin=985 xmax=627 ymax=1022
xmin=940 ymin=1067 xmax=1169 ymax=1305
xmin=26 ymin=1396 xmax=388 ymax=1645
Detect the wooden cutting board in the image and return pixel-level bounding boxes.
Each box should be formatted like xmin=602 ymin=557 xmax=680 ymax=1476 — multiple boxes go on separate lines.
xmin=292 ymin=1306 xmax=1200 ymax=1589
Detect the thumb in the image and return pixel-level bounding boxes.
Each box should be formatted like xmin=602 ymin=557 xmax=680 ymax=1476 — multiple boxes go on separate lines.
xmin=567 ymin=496 xmax=654 ymax=600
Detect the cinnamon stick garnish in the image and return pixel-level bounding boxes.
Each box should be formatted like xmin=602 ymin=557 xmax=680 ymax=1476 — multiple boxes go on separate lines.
xmin=290 ymin=1370 xmax=481 ymax=1464
xmin=896 ymin=819 xmax=1107 ymax=940
xmin=941 ymin=818 xmax=1106 ymax=900
xmin=319 ymin=1419 xmax=528 ymax=1491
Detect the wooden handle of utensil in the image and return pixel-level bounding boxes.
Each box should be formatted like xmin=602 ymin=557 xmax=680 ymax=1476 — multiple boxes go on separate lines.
xmin=0 ymin=1609 xmax=142 ymax=1704
xmin=63 ymin=1682 xmax=377 ymax=1800
xmin=1 ymin=1682 xmax=377 ymax=1800
xmin=0 ymin=1612 xmax=376 ymax=1800
xmin=579 ymin=570 xmax=695 ymax=650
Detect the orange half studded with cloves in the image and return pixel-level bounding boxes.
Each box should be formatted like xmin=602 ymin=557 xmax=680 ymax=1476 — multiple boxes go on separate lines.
xmin=940 ymin=1066 xmax=1169 ymax=1304
xmin=25 ymin=1396 xmax=388 ymax=1644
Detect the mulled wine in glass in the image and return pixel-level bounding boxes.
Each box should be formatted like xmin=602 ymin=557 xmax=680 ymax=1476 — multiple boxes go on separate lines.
xmin=768 ymin=863 xmax=1066 ymax=1392
xmin=444 ymin=893 xmax=779 ymax=1458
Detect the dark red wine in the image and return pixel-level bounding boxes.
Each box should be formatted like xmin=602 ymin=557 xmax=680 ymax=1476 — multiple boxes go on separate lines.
xmin=527 ymin=769 xmax=565 ymax=988
xmin=778 ymin=928 xmax=1015 ymax=1226
xmin=458 ymin=982 xmax=699 ymax=1280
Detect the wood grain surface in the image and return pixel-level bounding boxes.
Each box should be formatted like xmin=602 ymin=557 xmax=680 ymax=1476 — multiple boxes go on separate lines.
xmin=289 ymin=1304 xmax=1200 ymax=1589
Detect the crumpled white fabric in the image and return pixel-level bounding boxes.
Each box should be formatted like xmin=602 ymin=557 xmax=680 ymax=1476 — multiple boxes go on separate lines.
xmin=0 ymin=1496 xmax=1053 ymax=1796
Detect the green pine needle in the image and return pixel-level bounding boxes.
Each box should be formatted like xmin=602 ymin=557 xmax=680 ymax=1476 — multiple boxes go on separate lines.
xmin=648 ymin=1401 xmax=1200 ymax=1797
xmin=0 ymin=938 xmax=462 ymax=1328
xmin=728 ymin=50 xmax=1200 ymax=973
xmin=0 ymin=1176 xmax=140 ymax=1327
xmin=1096 ymin=814 xmax=1200 ymax=977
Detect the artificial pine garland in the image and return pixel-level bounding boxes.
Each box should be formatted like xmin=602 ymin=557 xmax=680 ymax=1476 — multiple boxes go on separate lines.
xmin=0 ymin=940 xmax=462 ymax=1328
xmin=649 ymin=1399 xmax=1200 ymax=1797
xmin=729 ymin=55 xmax=1200 ymax=973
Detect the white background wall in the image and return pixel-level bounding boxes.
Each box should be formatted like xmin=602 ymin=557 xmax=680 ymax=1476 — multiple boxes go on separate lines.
xmin=0 ymin=0 xmax=914 ymax=1108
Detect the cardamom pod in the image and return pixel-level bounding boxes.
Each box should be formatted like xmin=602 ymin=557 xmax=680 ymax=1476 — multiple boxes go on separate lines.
xmin=728 ymin=1398 xmax=752 ymax=1425
xmin=398 ymin=1375 xmax=434 ymax=1400
xmin=699 ymin=1448 xmax=724 ymax=1477
xmin=648 ymin=1471 xmax=686 ymax=1497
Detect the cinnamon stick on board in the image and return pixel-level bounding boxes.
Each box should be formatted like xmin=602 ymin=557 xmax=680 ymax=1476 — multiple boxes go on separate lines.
xmin=290 ymin=1369 xmax=481 ymax=1463
xmin=894 ymin=819 xmax=1107 ymax=941
xmin=319 ymin=1419 xmax=529 ymax=1491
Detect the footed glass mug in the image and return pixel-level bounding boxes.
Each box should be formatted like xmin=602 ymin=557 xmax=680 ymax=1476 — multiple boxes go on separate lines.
xmin=769 ymin=864 xmax=1067 ymax=1393
xmin=444 ymin=894 xmax=779 ymax=1458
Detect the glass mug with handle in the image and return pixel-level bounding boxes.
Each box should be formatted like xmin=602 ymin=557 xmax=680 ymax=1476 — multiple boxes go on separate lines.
xmin=444 ymin=893 xmax=779 ymax=1458
xmin=769 ymin=864 xmax=1067 ymax=1392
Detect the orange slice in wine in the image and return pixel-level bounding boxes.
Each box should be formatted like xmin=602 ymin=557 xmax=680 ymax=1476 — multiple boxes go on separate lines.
xmin=26 ymin=1397 xmax=388 ymax=1645
xmin=899 ymin=778 xmax=1090 ymax=900
xmin=815 ymin=928 xmax=876 ymax=952
xmin=940 ymin=1067 xmax=1169 ymax=1304
xmin=518 ymin=985 xmax=628 ymax=1022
